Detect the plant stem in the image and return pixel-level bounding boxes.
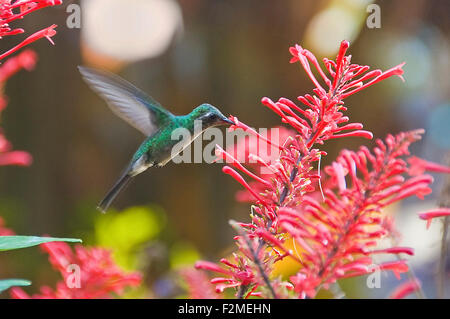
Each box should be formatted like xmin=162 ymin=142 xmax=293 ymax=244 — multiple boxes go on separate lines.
xmin=389 ymin=235 xmax=425 ymax=298
xmin=230 ymin=220 xmax=278 ymax=299
xmin=437 ymin=154 xmax=450 ymax=299
xmin=329 ymin=282 xmax=346 ymax=299
xmin=396 ymin=254 xmax=426 ymax=299
xmin=279 ymin=156 xmax=302 ymax=205
xmin=437 ymin=216 xmax=448 ymax=299
xmin=237 ymin=285 xmax=248 ymax=299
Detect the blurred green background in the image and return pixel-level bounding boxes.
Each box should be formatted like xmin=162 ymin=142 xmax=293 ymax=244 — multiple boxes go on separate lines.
xmin=0 ymin=0 xmax=449 ymax=298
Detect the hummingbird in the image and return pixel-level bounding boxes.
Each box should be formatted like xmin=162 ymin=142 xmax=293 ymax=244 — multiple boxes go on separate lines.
xmin=78 ymin=66 xmax=233 ymax=213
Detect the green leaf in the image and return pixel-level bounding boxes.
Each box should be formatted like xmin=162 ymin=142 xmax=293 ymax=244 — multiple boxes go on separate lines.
xmin=0 ymin=279 xmax=31 ymax=293
xmin=0 ymin=236 xmax=82 ymax=251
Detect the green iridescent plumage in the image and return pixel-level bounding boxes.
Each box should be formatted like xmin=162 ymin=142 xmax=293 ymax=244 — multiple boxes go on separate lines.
xmin=79 ymin=67 xmax=232 ymax=213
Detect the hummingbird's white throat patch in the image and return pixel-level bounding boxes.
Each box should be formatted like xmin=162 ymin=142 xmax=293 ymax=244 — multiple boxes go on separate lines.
xmin=130 ymin=155 xmax=154 ymax=176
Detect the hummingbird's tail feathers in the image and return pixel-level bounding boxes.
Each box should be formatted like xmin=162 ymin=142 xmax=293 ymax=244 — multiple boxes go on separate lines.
xmin=97 ymin=173 xmax=133 ymax=213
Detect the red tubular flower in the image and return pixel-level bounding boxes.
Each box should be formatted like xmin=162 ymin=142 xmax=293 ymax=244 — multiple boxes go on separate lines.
xmin=378 ymin=260 xmax=409 ymax=280
xmin=222 ymin=166 xmax=273 ymax=207
xmin=0 ymin=216 xmax=14 ymax=235
xmin=0 ymin=49 xmax=36 ymax=83
xmin=370 ymin=247 xmax=414 ymax=256
xmin=216 ymin=145 xmax=271 ymax=188
xmin=10 ymin=242 xmax=142 ymax=299
xmin=408 ymin=156 xmax=450 ymax=176
xmin=389 ymin=279 xmax=422 ymax=299
xmin=418 ymin=208 xmax=450 ymax=229
xmin=0 ymin=131 xmax=32 ymax=166
xmin=0 ymin=149 xmax=33 ymax=166
xmin=195 ymin=41 xmax=447 ymax=299
xmin=0 ymin=24 xmax=57 ymax=60
xmin=0 ymin=1 xmax=61 ymax=60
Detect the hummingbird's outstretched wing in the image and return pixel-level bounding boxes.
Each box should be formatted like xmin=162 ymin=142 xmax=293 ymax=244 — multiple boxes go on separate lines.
xmin=78 ymin=66 xmax=174 ymax=136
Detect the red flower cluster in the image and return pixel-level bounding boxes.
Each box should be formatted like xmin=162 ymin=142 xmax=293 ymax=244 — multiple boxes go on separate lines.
xmin=195 ymin=254 xmax=259 ymax=298
xmin=10 ymin=241 xmax=142 ymax=299
xmin=0 ymin=1 xmax=60 ymax=60
xmin=0 ymin=50 xmax=35 ymax=166
xmin=1 ymin=0 xmax=62 ymax=166
xmin=0 ymin=0 xmax=143 ymax=300
xmin=195 ymin=41 xmax=450 ymax=298
xmin=282 ymin=130 xmax=429 ymax=298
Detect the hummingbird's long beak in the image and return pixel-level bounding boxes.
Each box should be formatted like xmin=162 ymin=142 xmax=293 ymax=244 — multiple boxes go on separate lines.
xmin=221 ymin=117 xmax=235 ymax=125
